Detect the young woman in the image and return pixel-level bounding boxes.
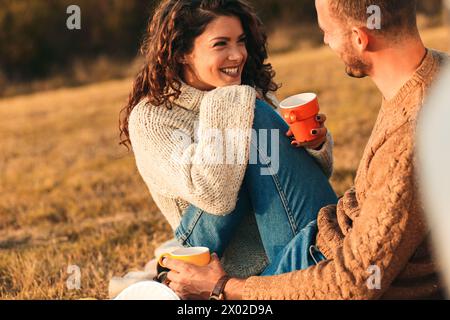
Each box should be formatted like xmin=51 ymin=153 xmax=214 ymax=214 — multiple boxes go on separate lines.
xmin=119 ymin=0 xmax=337 ymax=279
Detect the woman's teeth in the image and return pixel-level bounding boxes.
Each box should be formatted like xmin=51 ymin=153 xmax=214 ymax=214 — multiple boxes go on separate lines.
xmin=221 ymin=67 xmax=239 ymax=77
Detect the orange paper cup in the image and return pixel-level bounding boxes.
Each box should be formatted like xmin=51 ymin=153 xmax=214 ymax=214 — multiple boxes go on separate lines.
xmin=279 ymin=93 xmax=320 ymax=143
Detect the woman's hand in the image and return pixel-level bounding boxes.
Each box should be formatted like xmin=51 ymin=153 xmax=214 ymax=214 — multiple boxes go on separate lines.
xmin=287 ymin=114 xmax=328 ymax=150
xmin=164 ymin=253 xmax=227 ymax=300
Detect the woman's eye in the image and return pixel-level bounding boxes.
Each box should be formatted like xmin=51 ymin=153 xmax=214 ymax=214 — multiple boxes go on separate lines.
xmin=239 ymin=37 xmax=247 ymax=43
xmin=213 ymin=41 xmax=227 ymax=47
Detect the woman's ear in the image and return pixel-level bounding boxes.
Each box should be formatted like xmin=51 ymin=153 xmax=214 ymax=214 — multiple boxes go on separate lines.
xmin=176 ymin=52 xmax=187 ymax=64
xmin=179 ymin=52 xmax=194 ymax=65
xmin=351 ymin=27 xmax=370 ymax=53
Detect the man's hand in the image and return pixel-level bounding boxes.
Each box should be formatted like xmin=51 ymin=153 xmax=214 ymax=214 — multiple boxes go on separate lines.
xmin=287 ymin=114 xmax=328 ymax=150
xmin=164 ymin=253 xmax=227 ymax=300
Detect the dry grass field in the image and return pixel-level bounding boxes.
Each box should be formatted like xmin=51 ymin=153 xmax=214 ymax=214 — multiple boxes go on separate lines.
xmin=0 ymin=26 xmax=448 ymax=300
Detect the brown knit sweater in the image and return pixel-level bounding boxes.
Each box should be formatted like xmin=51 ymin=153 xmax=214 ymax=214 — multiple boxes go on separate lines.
xmin=243 ymin=49 xmax=449 ymax=300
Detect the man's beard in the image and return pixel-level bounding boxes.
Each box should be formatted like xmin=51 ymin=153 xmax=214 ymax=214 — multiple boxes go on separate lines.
xmin=346 ymin=65 xmax=368 ymax=78
xmin=344 ymin=55 xmax=371 ymax=79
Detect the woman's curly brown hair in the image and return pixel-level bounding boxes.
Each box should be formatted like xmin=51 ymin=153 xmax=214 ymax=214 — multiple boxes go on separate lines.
xmin=119 ymin=0 xmax=279 ymax=150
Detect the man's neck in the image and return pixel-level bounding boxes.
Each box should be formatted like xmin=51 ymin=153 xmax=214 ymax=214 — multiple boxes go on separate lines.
xmin=370 ymin=38 xmax=427 ymax=101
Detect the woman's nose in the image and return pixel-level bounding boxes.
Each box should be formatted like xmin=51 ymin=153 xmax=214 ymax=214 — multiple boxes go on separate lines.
xmin=228 ymin=47 xmax=246 ymax=63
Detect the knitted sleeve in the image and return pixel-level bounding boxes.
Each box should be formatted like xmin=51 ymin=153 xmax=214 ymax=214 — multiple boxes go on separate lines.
xmin=129 ymin=85 xmax=256 ymax=216
xmin=305 ymin=132 xmax=334 ymax=178
xmin=242 ymin=123 xmax=428 ymax=300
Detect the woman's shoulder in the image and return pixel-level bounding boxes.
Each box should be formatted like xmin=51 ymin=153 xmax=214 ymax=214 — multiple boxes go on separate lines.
xmin=129 ymin=98 xmax=169 ymax=139
xmin=129 ymin=97 xmax=196 ymax=147
xmin=129 ymin=97 xmax=150 ymax=122
xmin=128 ymin=98 xmax=149 ymax=134
xmin=128 ymin=100 xmax=171 ymax=153
xmin=129 ymin=97 xmax=179 ymax=129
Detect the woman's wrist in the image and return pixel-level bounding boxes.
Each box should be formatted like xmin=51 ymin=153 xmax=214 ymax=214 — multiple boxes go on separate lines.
xmin=223 ymin=278 xmax=246 ymax=300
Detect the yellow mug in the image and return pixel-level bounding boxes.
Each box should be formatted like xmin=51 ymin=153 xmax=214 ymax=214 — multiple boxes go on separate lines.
xmin=158 ymin=247 xmax=211 ymax=267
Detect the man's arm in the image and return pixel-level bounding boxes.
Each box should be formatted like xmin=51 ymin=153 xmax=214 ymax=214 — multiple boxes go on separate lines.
xmin=242 ymin=124 xmax=429 ymax=300
xmin=224 ymin=278 xmax=245 ymax=300
xmin=163 ymin=124 xmax=428 ymax=300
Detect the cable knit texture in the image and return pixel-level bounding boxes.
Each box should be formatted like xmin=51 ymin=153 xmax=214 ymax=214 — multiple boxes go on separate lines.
xmin=129 ymin=83 xmax=334 ymax=278
xmin=243 ymin=49 xmax=449 ymax=300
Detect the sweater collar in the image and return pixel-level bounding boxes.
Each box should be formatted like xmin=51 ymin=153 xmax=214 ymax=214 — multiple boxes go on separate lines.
xmin=382 ymin=48 xmax=435 ymax=107
xmin=170 ymin=81 xmax=206 ymax=112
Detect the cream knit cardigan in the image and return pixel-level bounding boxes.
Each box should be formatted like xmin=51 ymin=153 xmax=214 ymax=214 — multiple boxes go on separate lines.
xmin=128 ymin=83 xmax=333 ymax=277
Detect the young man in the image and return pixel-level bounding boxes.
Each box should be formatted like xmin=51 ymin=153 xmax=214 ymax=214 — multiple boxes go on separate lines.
xmin=163 ymin=0 xmax=449 ymax=299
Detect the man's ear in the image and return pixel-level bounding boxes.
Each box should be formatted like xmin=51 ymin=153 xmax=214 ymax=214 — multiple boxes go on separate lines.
xmin=351 ymin=27 xmax=370 ymax=53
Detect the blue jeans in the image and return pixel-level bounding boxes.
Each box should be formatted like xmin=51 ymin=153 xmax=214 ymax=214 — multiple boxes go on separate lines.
xmin=175 ymin=99 xmax=338 ymax=276
xmin=259 ymin=220 xmax=327 ymax=276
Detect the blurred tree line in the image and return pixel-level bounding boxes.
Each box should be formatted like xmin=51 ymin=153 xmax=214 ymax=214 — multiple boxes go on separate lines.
xmin=0 ymin=0 xmax=444 ymax=82
xmin=0 ymin=0 xmax=157 ymax=81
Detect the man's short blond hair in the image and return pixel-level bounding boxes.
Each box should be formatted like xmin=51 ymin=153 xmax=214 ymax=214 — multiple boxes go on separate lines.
xmin=329 ymin=0 xmax=418 ymax=35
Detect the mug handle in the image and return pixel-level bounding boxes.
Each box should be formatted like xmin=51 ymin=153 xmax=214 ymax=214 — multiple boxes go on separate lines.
xmin=158 ymin=253 xmax=171 ymax=268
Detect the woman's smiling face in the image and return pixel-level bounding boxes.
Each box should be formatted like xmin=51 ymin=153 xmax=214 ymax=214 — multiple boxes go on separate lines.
xmin=182 ymin=15 xmax=248 ymax=91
